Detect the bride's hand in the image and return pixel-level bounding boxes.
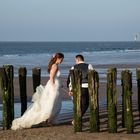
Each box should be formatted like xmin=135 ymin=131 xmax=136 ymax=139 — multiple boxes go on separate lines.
xmin=68 ymin=90 xmax=73 ymax=96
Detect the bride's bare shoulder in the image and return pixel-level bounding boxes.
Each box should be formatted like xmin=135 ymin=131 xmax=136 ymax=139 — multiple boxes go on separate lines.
xmin=51 ymin=64 xmax=58 ymax=69
xmin=50 ymin=64 xmax=58 ymax=72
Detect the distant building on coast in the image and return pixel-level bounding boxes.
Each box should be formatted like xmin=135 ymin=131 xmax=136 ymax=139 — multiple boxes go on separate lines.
xmin=134 ymin=33 xmax=138 ymax=42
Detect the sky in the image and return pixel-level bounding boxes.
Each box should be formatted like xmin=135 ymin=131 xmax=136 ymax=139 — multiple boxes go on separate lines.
xmin=0 ymin=0 xmax=140 ymax=41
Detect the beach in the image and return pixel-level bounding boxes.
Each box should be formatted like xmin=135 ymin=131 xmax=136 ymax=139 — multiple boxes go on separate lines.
xmin=0 ymin=64 xmax=140 ymax=140
xmin=0 ymin=42 xmax=140 ymax=139
xmin=0 ymin=0 xmax=140 ymax=137
xmin=0 ymin=125 xmax=140 ymax=140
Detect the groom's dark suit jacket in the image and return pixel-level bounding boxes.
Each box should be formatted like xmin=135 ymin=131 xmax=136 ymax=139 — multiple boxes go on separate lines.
xmin=67 ymin=63 xmax=89 ymax=116
xmin=67 ymin=63 xmax=89 ymax=87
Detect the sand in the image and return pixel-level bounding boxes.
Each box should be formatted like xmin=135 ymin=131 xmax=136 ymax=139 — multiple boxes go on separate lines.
xmin=0 ymin=124 xmax=140 ymax=140
xmin=0 ymin=64 xmax=140 ymax=139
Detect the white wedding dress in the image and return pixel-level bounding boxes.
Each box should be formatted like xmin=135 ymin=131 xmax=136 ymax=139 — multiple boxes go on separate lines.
xmin=11 ymin=71 xmax=62 ymax=130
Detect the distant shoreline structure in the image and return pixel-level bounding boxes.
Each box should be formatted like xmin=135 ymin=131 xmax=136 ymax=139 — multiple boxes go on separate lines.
xmin=134 ymin=33 xmax=139 ymax=41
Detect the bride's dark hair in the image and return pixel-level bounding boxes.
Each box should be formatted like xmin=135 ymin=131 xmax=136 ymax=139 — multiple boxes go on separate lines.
xmin=47 ymin=53 xmax=64 ymax=73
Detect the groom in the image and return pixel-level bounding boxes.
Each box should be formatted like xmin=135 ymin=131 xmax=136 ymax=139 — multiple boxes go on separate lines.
xmin=67 ymin=54 xmax=93 ymax=124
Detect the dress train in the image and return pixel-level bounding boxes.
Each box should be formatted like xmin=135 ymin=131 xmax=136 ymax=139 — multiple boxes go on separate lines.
xmin=11 ymin=72 xmax=62 ymax=130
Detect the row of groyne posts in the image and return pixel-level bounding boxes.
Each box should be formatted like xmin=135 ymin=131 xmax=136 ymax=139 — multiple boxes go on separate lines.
xmin=0 ymin=65 xmax=140 ymax=133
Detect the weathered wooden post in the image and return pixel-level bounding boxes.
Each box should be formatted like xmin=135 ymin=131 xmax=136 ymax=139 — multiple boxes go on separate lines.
xmin=0 ymin=67 xmax=10 ymax=129
xmin=136 ymin=69 xmax=140 ymax=120
xmin=121 ymin=70 xmax=133 ymax=133
xmin=121 ymin=70 xmax=125 ymax=128
xmin=88 ymin=70 xmax=100 ymax=132
xmin=0 ymin=65 xmax=14 ymax=129
xmin=19 ymin=67 xmax=27 ymax=115
xmin=32 ymin=67 xmax=41 ymax=92
xmin=70 ymin=69 xmax=82 ymax=132
xmin=107 ymin=68 xmax=117 ymax=133
xmin=4 ymin=65 xmax=14 ymax=125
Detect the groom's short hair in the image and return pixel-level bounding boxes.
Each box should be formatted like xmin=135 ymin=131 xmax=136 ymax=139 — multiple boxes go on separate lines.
xmin=75 ymin=54 xmax=84 ymax=61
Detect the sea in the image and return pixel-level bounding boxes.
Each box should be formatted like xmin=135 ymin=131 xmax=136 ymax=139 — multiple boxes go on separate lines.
xmin=0 ymin=41 xmax=140 ymax=82
xmin=0 ymin=41 xmax=140 ymax=125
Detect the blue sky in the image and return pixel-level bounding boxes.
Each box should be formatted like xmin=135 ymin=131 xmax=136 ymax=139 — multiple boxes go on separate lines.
xmin=0 ymin=0 xmax=140 ymax=41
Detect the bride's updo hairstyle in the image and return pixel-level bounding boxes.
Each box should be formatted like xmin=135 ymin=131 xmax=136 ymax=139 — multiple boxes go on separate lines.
xmin=47 ymin=53 xmax=64 ymax=73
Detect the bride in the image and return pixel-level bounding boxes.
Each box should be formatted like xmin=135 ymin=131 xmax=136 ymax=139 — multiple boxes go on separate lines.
xmin=11 ymin=53 xmax=64 ymax=130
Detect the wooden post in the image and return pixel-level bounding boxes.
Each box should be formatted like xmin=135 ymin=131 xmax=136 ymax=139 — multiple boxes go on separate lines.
xmin=0 ymin=67 xmax=10 ymax=129
xmin=19 ymin=67 xmax=27 ymax=115
xmin=4 ymin=65 xmax=14 ymax=125
xmin=70 ymin=69 xmax=82 ymax=132
xmin=121 ymin=70 xmax=133 ymax=133
xmin=0 ymin=65 xmax=14 ymax=130
xmin=88 ymin=70 xmax=100 ymax=132
xmin=136 ymin=69 xmax=140 ymax=120
xmin=121 ymin=70 xmax=125 ymax=128
xmin=32 ymin=67 xmax=41 ymax=92
xmin=107 ymin=68 xmax=117 ymax=133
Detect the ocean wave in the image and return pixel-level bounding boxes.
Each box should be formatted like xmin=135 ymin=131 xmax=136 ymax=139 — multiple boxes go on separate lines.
xmin=0 ymin=53 xmax=52 ymax=58
xmin=81 ymin=48 xmax=140 ymax=55
xmin=1 ymin=47 xmax=140 ymax=58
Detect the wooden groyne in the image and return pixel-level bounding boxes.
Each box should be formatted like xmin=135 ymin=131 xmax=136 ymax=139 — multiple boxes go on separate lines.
xmin=0 ymin=65 xmax=140 ymax=133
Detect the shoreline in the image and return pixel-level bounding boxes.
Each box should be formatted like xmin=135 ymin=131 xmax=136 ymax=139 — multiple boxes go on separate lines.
xmin=93 ymin=63 xmax=140 ymax=69
xmin=0 ymin=63 xmax=139 ymax=103
xmin=0 ymin=77 xmax=138 ymax=104
xmin=9 ymin=63 xmax=140 ymax=77
xmin=0 ymin=76 xmax=70 ymax=104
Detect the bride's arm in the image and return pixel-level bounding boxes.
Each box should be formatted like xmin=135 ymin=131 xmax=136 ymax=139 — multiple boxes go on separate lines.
xmin=49 ymin=64 xmax=58 ymax=85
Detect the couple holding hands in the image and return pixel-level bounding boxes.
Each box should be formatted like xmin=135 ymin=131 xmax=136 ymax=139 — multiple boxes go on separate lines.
xmin=11 ymin=53 xmax=93 ymax=130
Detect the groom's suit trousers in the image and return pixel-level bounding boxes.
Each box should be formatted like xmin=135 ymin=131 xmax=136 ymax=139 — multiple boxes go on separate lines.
xmin=81 ymin=88 xmax=89 ymax=116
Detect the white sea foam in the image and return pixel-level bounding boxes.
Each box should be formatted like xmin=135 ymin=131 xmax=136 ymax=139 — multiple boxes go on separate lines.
xmin=0 ymin=42 xmax=140 ymax=78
